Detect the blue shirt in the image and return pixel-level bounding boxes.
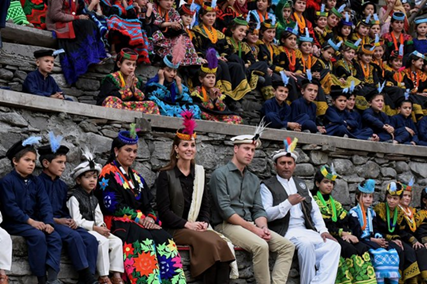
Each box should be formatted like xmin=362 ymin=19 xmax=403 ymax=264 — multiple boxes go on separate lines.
xmin=38 ymin=172 xmax=71 ymax=219
xmin=362 ymin=108 xmax=390 ymax=131
xmin=390 ymin=113 xmax=419 ymax=144
xmin=261 ymin=98 xmax=291 ymax=128
xmin=0 ymin=170 xmax=54 ymax=226
xmin=23 ymin=69 xmax=62 ymax=97
xmin=290 ymin=97 xmax=317 ymax=123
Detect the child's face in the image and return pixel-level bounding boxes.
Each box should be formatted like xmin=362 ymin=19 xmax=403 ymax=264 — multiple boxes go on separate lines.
xmin=391 ymin=20 xmax=404 ymax=33
xmin=228 ymin=0 xmax=236 ymax=6
xmin=391 ymin=57 xmax=403 ymax=69
xmin=400 ymin=191 xmax=412 ymax=207
xmin=283 ymin=7 xmax=292 ymax=19
xmin=326 ymin=0 xmax=336 ymax=9
xmin=181 ymin=14 xmax=193 ymax=27
xmin=236 ymin=0 xmax=246 ymax=5
xmin=417 ymin=23 xmax=427 ymax=36
xmin=199 ymin=73 xmax=216 ymax=88
xmin=370 ymin=95 xmax=384 ymax=111
xmin=341 ymin=25 xmax=352 ymax=37
xmin=163 ymin=66 xmax=177 ymax=83
xmin=37 ymin=56 xmax=55 ymax=75
xmin=13 ymin=151 xmax=36 ymax=177
xmin=246 ymin=31 xmax=259 ymax=44
xmin=333 ymin=95 xmax=347 ymax=111
xmin=275 ymin=86 xmax=289 ymax=103
xmin=327 ymin=14 xmax=339 ymax=27
xmin=300 ymin=41 xmax=313 ymax=55
xmin=317 ymin=16 xmax=328 ymax=28
xmin=359 ymin=193 xmax=374 ymax=208
xmin=403 ymin=3 xmax=411 ymax=11
xmin=386 ymin=194 xmax=401 ymax=210
xmin=373 ymin=46 xmax=384 ymax=60
xmin=370 ymin=24 xmax=380 ymax=36
xmin=342 ymin=49 xmax=356 ymax=61
xmin=359 ymin=53 xmax=372 ymax=64
xmin=118 ymin=59 xmax=136 ymax=76
xmin=346 ymin=95 xmax=356 ymax=110
xmin=413 ymin=58 xmax=424 ymax=70
xmin=136 ymin=0 xmax=147 ymax=6
xmin=257 ymin=0 xmax=269 ymax=12
xmin=158 ymin=0 xmax=173 ymax=10
xmin=293 ymin=0 xmax=306 ymax=13
xmin=77 ymin=171 xmax=99 ymax=192
xmin=399 ymin=101 xmax=412 ymax=117
xmin=200 ymin=11 xmax=216 ymax=26
xmin=301 ymin=83 xmax=318 ymax=102
xmin=316 ymin=178 xmax=334 ymax=195
xmin=43 ymin=155 xmax=67 ymax=178
xmin=262 ymin=28 xmax=276 ymax=43
xmin=321 ymin=47 xmax=334 ymax=61
xmin=232 ymin=25 xmax=248 ymax=42
xmin=283 ymin=34 xmax=297 ymax=49
xmin=358 ymin=25 xmax=369 ymax=36
xmin=363 ymin=4 xmax=375 ymax=15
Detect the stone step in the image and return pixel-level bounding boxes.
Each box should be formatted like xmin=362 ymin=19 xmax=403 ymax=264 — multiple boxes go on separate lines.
xmin=2 ymin=23 xmax=57 ymax=49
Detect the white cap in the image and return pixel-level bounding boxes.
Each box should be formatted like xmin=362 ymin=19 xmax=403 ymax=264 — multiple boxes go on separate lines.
xmin=271 ymin=149 xmax=299 ymax=162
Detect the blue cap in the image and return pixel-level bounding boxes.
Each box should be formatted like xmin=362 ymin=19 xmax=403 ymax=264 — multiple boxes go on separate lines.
xmin=392 ymin=11 xmax=405 ymax=21
xmin=358 ymin=179 xmax=375 ymax=194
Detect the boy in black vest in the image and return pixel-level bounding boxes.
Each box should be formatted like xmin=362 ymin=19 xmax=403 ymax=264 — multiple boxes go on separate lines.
xmin=260 ymin=137 xmax=341 ymax=284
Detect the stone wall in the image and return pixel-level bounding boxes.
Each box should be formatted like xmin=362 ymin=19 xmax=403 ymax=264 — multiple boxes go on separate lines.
xmin=1 ymin=92 xmax=427 ymax=283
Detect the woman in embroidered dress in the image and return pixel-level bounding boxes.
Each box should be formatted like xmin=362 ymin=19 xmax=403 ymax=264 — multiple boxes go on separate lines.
xmin=96 ymin=126 xmax=186 ymax=284
xmin=403 ymin=51 xmax=427 ymax=119
xmin=151 ymin=0 xmax=200 ymax=66
xmin=379 ymin=0 xmax=409 ymax=36
xmin=97 ymin=48 xmax=160 ymax=114
xmin=312 ymin=165 xmax=377 ymax=284
xmin=374 ymin=181 xmax=421 ymax=283
xmin=156 ymin=112 xmax=236 ymax=283
xmin=398 ymin=179 xmax=427 ymax=282
xmin=46 ymin=0 xmax=107 ymax=85
xmin=382 ymin=12 xmax=413 ymax=62
xmin=20 ymin=0 xmax=47 ymax=29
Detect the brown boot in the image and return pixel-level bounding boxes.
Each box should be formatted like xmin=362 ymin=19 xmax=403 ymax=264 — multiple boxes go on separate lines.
xmin=110 ymin=276 xmax=124 ymax=284
xmin=0 ymin=275 xmax=8 ymax=284
xmin=98 ymin=276 xmax=112 ymax=284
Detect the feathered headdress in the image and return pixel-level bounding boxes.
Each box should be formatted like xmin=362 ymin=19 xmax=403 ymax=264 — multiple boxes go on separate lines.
xmin=48 ymin=131 xmax=63 ymax=154
xmin=70 ymin=146 xmax=102 ymax=180
xmin=201 ymin=48 xmax=218 ymax=74
xmin=6 ymin=136 xmax=42 ymax=161
xmin=163 ymin=36 xmax=185 ymax=69
xmin=404 ymin=89 xmax=410 ymax=100
xmin=271 ymin=137 xmax=299 ymax=161
xmin=176 ymin=110 xmax=197 ymax=141
xmin=358 ymin=179 xmax=375 ymax=194
xmin=327 ymin=39 xmax=343 ymax=51
xmin=372 ymin=13 xmax=380 ymax=25
xmin=118 ymin=123 xmax=139 ymax=145
xmin=22 ymin=136 xmax=42 ymax=147
xmin=403 ymin=177 xmax=415 ymax=191
xmin=320 ymin=164 xmax=338 ymax=181
xmin=286 ymin=22 xmax=299 ymax=36
xmin=280 ymin=70 xmax=289 ymax=86
xmin=387 ymin=181 xmax=404 ymax=196
xmin=230 ymin=118 xmax=269 ymax=148
xmin=316 ymin=4 xmax=328 ymax=17
xmin=306 ymin=69 xmax=312 ymax=82
xmin=299 ymin=27 xmax=313 ymax=43
xmin=377 ymin=81 xmax=386 ymax=94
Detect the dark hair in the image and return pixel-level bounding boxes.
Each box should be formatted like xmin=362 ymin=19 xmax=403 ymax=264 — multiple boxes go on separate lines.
xmin=406 ymin=53 xmax=424 ymax=68
xmin=280 ymin=31 xmax=296 ymax=44
xmin=39 ymin=153 xmax=65 ymax=169
xmin=368 ymin=92 xmax=384 ymax=102
xmin=257 ymin=0 xmax=272 ymax=6
xmin=199 ymin=7 xmax=216 ymax=18
xmin=106 ymin=137 xmax=128 ymax=164
xmin=340 ymin=44 xmax=353 ymax=53
xmin=198 ymin=69 xmax=214 ymax=79
xmin=114 ymin=48 xmax=138 ymax=71
xmin=397 ymin=97 xmax=413 ymax=108
xmin=77 ymin=170 xmax=98 ymax=180
xmin=421 ymin=189 xmax=427 ymax=209
xmin=301 ymin=80 xmax=319 ymax=90
xmin=160 ymin=135 xmax=195 ymax=171
xmin=312 ymin=168 xmax=335 ymax=194
xmin=11 ymin=147 xmax=37 ymax=168
xmin=225 ymin=20 xmax=247 ymax=37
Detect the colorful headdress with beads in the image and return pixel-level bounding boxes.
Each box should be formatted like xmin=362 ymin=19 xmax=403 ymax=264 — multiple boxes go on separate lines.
xmin=271 ymin=137 xmax=299 ymax=162
xmin=163 ymin=36 xmax=186 ymax=69
xmin=342 ymin=12 xmax=353 ymax=26
xmin=201 ymin=1 xmax=217 ymax=12
xmin=392 ymin=11 xmax=405 ymax=21
xmin=412 ymin=50 xmax=427 ymax=61
xmin=387 ymin=181 xmax=404 ymax=196
xmin=262 ymin=18 xmax=277 ymax=29
xmin=118 ymin=123 xmax=139 ymax=145
xmin=326 ymin=39 xmax=343 ymax=51
xmin=320 ymin=164 xmax=338 ymax=181
xmin=299 ymin=27 xmax=313 ymax=43
xmin=231 ymin=118 xmax=268 ymax=148
xmin=371 ymin=13 xmax=380 ymax=25
xmin=402 ymin=177 xmax=415 ymax=192
xmin=201 ymin=48 xmax=218 ymax=74
xmin=330 ymin=4 xmax=345 ymax=18
xmin=176 ymin=110 xmax=197 ymax=141
xmin=316 ymin=4 xmax=328 ymax=17
xmin=179 ymin=3 xmax=196 ymax=15
xmin=361 ymin=44 xmax=375 ymax=55
xmin=233 ymin=16 xmax=248 ymax=26
xmin=357 ymin=14 xmax=372 ymax=27
xmin=358 ymin=179 xmax=375 ymax=194
xmin=6 ymin=136 xmax=42 ymax=161
xmin=119 ymin=48 xmax=138 ymax=61
xmin=285 ymin=22 xmax=299 ymax=36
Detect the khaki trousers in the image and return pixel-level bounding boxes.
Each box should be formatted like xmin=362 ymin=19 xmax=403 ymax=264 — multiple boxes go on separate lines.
xmin=215 ymin=222 xmax=295 ymax=284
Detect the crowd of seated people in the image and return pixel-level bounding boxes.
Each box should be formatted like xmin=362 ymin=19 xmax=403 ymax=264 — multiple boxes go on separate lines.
xmin=3 ymin=0 xmax=427 ymax=141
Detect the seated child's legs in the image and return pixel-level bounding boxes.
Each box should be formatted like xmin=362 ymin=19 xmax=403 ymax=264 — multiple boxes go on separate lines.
xmin=394 ymin=127 xmax=411 ymax=143
xmin=265 ymin=112 xmax=285 ymax=129
xmin=377 ymin=132 xmax=393 ymax=142
xmin=301 ymin=120 xmax=318 ymax=133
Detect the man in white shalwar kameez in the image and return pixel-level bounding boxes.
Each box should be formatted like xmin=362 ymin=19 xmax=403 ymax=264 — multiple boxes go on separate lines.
xmin=0 ymin=210 xmax=12 ymax=283
xmin=260 ymin=141 xmax=341 ymax=284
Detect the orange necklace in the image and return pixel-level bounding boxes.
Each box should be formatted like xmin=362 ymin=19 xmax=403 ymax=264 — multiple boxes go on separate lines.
xmin=203 ymin=25 xmax=218 ymax=44
xmin=301 ymin=55 xmax=312 ymax=73
xmin=391 ymin=32 xmax=404 ymax=51
xmin=293 ymin=12 xmax=306 ymax=33
xmin=257 ymin=10 xmax=268 ymax=22
xmin=158 ymin=6 xmax=169 ymax=33
xmin=284 ymin=47 xmax=296 ymax=71
xmin=265 ymin=42 xmax=273 ymax=62
xmin=399 ymin=205 xmax=417 ymax=232
xmin=360 ymin=203 xmax=368 ymax=230
xmin=410 ymin=70 xmax=420 ymax=89
xmin=201 ymin=86 xmax=209 ymax=102
xmin=393 ymin=70 xmax=403 ymax=85
xmin=359 ymin=61 xmax=370 ymax=80
xmin=186 ymin=28 xmax=193 ymax=41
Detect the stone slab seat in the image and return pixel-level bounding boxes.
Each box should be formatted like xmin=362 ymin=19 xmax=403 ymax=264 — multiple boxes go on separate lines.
xmin=177 ymin=245 xmax=245 ymax=251
xmin=2 ymin=23 xmax=57 ymax=49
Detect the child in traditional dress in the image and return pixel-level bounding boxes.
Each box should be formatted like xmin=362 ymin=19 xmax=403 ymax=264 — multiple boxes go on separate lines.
xmin=324 ymin=86 xmax=356 ymax=137
xmin=413 ymin=17 xmax=427 ymax=54
xmin=313 ymin=166 xmax=377 ymax=284
xmin=97 ymin=48 xmax=160 ymax=115
xmin=146 ymin=37 xmax=202 ymax=118
xmin=386 ymin=49 xmax=407 ymax=89
xmin=335 ymin=16 xmax=353 ymax=43
xmin=325 ymin=5 xmax=344 ymax=40
xmin=0 ymin=137 xmax=62 ymax=284
xmin=261 ymin=72 xmax=301 ymax=130
xmin=390 ymin=94 xmax=419 ymax=144
xmin=374 ymin=182 xmax=421 ymax=283
xmin=258 ymin=19 xmax=282 ymax=82
xmin=334 ymin=41 xmax=358 ymax=80
xmin=0 ymin=211 xmax=12 ymax=284
xmin=247 ymin=0 xmax=276 ymax=26
xmin=313 ymin=4 xmax=329 ymax=46
xmin=68 ymin=149 xmax=124 ymax=284
xmin=369 ymin=14 xmax=381 ymax=40
xmin=416 ymin=189 xmax=427 ymax=248
xmin=191 ymin=48 xmax=242 ymax=124
xmin=245 ymin=22 xmax=261 ymax=59
xmin=23 ymin=49 xmax=69 ymax=100
xmin=37 ymin=133 xmax=99 ymax=284
xmin=151 ymin=0 xmax=200 ymax=66
xmin=348 ymin=179 xmax=400 ymax=284
xmin=382 ymin=12 xmax=413 ymax=61
xmin=291 ymin=0 xmax=319 ymax=48
xmin=275 ymin=0 xmax=294 ymax=40
xmin=351 ymin=17 xmax=372 ymax=45
xmin=346 ymin=91 xmax=377 ymax=140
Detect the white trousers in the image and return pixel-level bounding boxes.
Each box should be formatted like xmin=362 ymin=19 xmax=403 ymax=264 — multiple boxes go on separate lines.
xmin=286 ymin=228 xmax=341 ymax=284
xmin=89 ymin=231 xmax=124 ymax=276
xmin=0 ymin=227 xmax=12 ymax=271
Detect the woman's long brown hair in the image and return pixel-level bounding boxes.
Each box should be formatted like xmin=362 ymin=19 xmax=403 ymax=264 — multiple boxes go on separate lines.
xmin=159 ymin=135 xmax=195 ymax=171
